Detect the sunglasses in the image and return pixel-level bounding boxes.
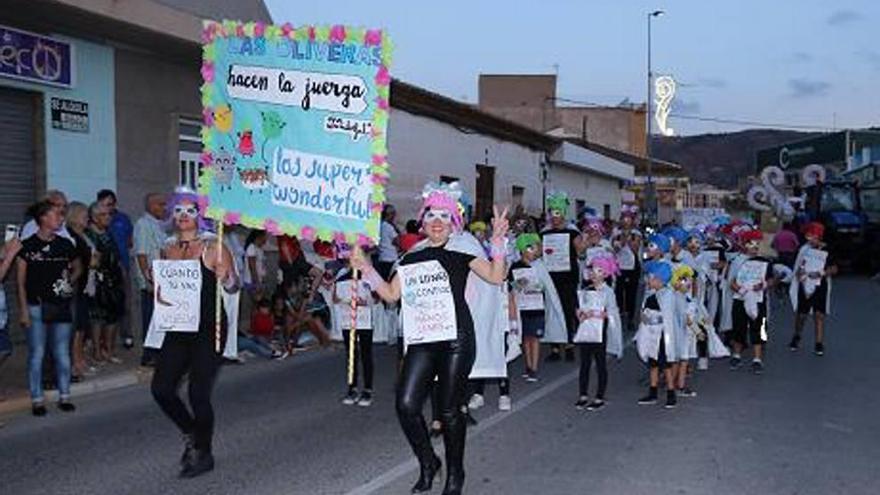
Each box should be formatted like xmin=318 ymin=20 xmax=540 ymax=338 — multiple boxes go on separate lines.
xmin=423 ymin=209 xmax=452 ymax=224
xmin=173 ymin=204 xmax=199 ymax=219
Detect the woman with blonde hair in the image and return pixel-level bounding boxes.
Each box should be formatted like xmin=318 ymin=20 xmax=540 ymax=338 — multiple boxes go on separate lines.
xmin=65 ymin=201 xmax=95 ymax=380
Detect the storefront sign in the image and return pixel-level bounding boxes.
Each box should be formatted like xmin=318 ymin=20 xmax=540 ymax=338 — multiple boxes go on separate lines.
xmin=199 ymin=21 xmax=392 ymax=245
xmin=0 ymin=25 xmax=74 ymax=88
xmin=50 ymin=97 xmax=88 ymax=132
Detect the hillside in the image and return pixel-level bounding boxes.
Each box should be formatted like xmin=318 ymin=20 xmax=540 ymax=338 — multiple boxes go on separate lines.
xmin=651 ymin=129 xmax=820 ymax=189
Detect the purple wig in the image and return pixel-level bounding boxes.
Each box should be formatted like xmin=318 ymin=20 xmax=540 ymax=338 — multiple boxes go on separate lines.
xmin=166 ymin=187 xmax=213 ymax=233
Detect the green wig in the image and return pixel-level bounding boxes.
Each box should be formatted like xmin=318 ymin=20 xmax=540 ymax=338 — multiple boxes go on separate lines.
xmin=516 ymin=233 xmax=541 ymax=253
xmin=546 ymin=191 xmax=570 ymax=215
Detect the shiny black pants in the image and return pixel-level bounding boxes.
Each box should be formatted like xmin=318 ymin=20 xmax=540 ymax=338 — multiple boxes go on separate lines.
xmin=396 ymin=337 xmax=476 ymax=477
xmin=151 ymin=331 xmax=225 ymax=451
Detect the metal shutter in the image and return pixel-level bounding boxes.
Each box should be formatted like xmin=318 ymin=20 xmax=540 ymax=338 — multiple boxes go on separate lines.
xmin=0 ymin=87 xmax=37 ymax=341
xmin=0 ymin=87 xmax=36 ymax=226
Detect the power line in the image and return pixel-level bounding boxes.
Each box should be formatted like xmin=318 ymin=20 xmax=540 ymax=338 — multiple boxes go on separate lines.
xmin=668 ymin=113 xmax=834 ymax=131
xmin=554 ymin=94 xmax=846 ymax=132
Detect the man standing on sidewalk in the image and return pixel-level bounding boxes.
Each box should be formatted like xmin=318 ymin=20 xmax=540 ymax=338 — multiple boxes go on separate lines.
xmin=132 ymin=193 xmax=166 ymax=367
xmin=97 ymin=190 xmax=134 ymax=349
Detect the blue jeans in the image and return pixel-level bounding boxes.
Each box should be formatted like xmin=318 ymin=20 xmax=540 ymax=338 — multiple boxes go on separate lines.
xmin=237 ymin=335 xmax=274 ymax=359
xmin=27 ymin=305 xmax=72 ymax=403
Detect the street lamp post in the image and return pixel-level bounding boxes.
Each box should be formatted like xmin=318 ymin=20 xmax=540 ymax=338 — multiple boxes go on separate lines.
xmin=645 ymin=9 xmax=664 ymax=226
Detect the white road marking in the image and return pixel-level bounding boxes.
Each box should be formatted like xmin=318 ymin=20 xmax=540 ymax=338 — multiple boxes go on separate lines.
xmin=343 ymin=369 xmax=578 ymax=495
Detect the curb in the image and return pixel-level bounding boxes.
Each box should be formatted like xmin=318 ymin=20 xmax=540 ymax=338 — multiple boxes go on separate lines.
xmin=0 ymin=368 xmax=152 ymax=417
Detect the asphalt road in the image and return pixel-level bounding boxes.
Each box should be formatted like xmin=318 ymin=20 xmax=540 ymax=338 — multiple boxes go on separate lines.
xmin=1 ymin=277 xmax=878 ymax=495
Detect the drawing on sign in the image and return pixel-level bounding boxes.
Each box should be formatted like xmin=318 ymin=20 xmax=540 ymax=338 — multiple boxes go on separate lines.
xmin=199 ymin=21 xmax=393 ymax=245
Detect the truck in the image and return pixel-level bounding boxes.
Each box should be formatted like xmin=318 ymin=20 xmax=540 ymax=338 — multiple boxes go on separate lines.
xmin=800 ymin=179 xmax=867 ymax=270
xmin=842 ymin=163 xmax=880 ymax=273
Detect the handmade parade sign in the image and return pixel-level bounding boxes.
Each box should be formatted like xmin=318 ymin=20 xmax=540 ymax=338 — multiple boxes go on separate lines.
xmin=616 ymin=245 xmax=636 ymax=271
xmin=512 ymin=267 xmax=544 ymax=311
xmin=152 ymin=260 xmax=202 ymax=332
xmin=335 ymin=280 xmax=372 ymax=329
xmin=199 ymin=21 xmax=393 ymax=245
xmin=398 ymin=260 xmax=457 ymax=345
xmin=574 ymin=290 xmax=604 ymax=343
xmin=698 ymin=249 xmax=720 ymax=279
xmin=801 ymin=248 xmax=827 ymax=296
xmin=736 ymin=260 xmax=768 ymax=303
xmin=542 ymin=233 xmax=571 ymax=272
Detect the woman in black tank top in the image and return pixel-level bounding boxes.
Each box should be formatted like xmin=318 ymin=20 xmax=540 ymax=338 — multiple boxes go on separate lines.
xmin=352 ymin=184 xmax=509 ymax=495
xmin=150 ymin=189 xmax=237 ymax=479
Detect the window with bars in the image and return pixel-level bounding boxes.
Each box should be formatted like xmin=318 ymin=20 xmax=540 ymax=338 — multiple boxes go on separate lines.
xmin=179 ymin=117 xmax=202 ymax=190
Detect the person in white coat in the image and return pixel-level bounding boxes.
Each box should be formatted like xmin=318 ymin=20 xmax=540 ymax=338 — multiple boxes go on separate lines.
xmin=634 ymin=260 xmax=679 ymax=409
xmin=788 ymin=222 xmax=837 ymax=356
xmin=507 ymin=233 xmax=562 ymax=383
xmin=728 ymin=229 xmax=776 ymax=374
xmin=671 ymin=265 xmax=699 ymax=397
xmin=573 ymin=255 xmax=622 ymax=411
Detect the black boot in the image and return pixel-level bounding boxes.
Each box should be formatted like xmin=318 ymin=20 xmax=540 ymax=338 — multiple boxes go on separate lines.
xmin=442 ymin=472 xmax=465 ymax=495
xmin=180 ymin=434 xmax=195 ymax=466
xmin=180 ymin=448 xmax=214 ymax=479
xmin=441 ymin=411 xmax=467 ymax=495
xmin=411 ymin=454 xmax=442 ymax=494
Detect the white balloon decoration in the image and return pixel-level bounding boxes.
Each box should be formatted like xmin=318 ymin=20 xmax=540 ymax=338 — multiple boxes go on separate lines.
xmin=747 ymin=165 xmax=796 ymax=220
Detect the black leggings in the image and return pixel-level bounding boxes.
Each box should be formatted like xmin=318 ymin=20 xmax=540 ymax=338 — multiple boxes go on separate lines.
xmin=471 ymin=377 xmax=510 ymax=397
xmin=343 ymin=329 xmax=374 ymax=389
xmin=396 ymin=338 xmax=476 ymax=477
xmin=151 ymin=330 xmax=225 ymax=451
xmin=578 ymin=341 xmax=607 ymax=399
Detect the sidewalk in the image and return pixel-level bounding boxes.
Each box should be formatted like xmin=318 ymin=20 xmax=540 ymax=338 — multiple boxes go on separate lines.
xmin=0 ymin=343 xmax=151 ymax=417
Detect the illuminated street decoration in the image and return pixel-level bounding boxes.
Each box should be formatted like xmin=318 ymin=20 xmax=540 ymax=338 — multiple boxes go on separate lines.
xmin=654 ymin=75 xmax=676 ymax=136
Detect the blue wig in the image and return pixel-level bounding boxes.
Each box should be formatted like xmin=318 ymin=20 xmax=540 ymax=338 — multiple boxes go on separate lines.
xmin=662 ymin=226 xmax=689 ymax=247
xmin=644 ymin=260 xmax=672 ymax=285
xmin=647 ymin=233 xmax=671 ymax=254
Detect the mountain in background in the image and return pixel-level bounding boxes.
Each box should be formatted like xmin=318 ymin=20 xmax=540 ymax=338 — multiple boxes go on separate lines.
xmin=651 ymin=129 xmax=820 ymax=189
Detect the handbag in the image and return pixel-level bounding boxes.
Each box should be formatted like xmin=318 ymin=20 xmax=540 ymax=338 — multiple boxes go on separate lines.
xmin=41 ymin=299 xmax=73 ymax=323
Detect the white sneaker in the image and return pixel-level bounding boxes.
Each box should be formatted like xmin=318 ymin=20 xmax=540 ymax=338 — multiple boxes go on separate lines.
xmin=468 ymin=394 xmax=485 ymax=410
xmin=697 ymin=357 xmax=709 ymax=370
xmin=498 ymin=395 xmax=512 ymax=411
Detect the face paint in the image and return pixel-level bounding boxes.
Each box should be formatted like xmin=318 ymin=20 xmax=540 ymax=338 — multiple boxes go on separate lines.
xmin=424 ymin=209 xmax=452 ymax=224
xmin=173 ymin=204 xmax=199 ymax=219
xmin=745 ymin=240 xmax=760 ymax=251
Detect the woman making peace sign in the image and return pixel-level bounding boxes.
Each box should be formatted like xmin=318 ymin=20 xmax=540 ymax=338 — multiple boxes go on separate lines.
xmin=353 ymin=183 xmax=509 ymax=495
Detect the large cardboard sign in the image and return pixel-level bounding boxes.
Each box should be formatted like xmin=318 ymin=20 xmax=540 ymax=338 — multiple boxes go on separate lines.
xmin=200 ymin=21 xmax=393 ymax=244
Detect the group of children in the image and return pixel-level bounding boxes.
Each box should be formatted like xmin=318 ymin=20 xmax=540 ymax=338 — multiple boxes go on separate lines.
xmin=483 ymin=196 xmax=836 ymax=412
xmin=317 ymin=192 xmax=836 ymax=414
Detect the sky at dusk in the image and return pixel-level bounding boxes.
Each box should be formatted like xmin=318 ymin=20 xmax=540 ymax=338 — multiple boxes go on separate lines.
xmin=266 ymin=0 xmax=880 ymax=135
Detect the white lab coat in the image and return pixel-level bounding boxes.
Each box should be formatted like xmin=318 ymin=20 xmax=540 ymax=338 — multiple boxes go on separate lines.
xmin=634 ymin=287 xmax=678 ymax=362
xmin=788 ymin=244 xmax=832 ymax=315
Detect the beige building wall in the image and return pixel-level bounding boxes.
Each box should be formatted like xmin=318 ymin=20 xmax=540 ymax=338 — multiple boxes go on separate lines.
xmin=478 ymin=74 xmax=646 ymax=157
xmin=556 ymin=107 xmax=646 ymax=157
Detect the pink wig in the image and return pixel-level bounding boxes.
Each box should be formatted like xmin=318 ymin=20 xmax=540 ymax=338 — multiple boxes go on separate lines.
xmin=420 ymin=182 xmax=464 ymax=231
xmin=589 ymin=254 xmax=620 ymax=277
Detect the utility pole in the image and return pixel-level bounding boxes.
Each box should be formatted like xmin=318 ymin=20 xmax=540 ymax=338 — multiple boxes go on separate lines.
xmin=646 ymin=10 xmax=664 ymax=226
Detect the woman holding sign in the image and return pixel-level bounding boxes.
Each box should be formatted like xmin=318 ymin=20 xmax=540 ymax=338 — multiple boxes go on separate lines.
xmin=352 ymin=183 xmax=508 ymax=495
xmin=150 ymin=188 xmax=237 ymax=479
